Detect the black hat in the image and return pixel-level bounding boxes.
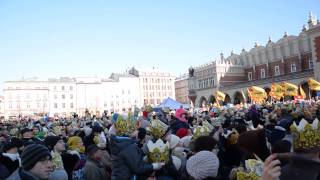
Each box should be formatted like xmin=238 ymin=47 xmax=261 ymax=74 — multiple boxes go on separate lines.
xmin=21 ymin=144 xmax=51 ymax=170
xmin=20 ymin=128 xmax=33 ymax=135
xmin=44 ymin=136 xmax=62 ymax=151
xmin=2 ymin=137 xmax=23 ymax=152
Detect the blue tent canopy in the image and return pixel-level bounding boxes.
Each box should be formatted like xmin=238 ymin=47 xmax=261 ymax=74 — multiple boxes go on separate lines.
xmin=158 ymin=97 xmax=185 ymax=109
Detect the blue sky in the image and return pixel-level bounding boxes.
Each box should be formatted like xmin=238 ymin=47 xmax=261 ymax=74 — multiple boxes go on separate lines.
xmin=0 ymin=0 xmax=319 ymax=93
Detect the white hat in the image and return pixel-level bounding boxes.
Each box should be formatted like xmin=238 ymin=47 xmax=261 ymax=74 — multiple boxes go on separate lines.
xmin=186 ymin=151 xmax=219 ymax=179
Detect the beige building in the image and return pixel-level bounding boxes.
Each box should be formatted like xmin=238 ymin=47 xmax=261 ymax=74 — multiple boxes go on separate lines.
xmin=188 ymin=13 xmax=320 ymax=107
xmin=175 ymin=73 xmax=189 ymax=104
xmin=129 ymin=67 xmax=176 ymax=106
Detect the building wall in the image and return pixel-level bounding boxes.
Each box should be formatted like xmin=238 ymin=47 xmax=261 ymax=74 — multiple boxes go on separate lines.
xmin=138 ymin=70 xmax=176 ymax=106
xmin=48 ymin=80 xmax=76 ymax=117
xmin=3 ymin=81 xmax=50 ymax=118
xmin=175 ymin=74 xmax=189 ymax=104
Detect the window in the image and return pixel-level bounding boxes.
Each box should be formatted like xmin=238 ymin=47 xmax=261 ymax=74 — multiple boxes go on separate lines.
xmin=291 ymin=63 xmax=296 ymax=73
xmin=62 ymin=94 xmax=65 ymax=99
xmin=70 ymin=103 xmax=74 ymax=108
xmin=61 ymin=86 xmax=65 ymax=91
xmin=260 ymin=69 xmax=265 ymax=78
xmin=70 ymin=94 xmax=73 ymax=99
xmin=70 ymin=86 xmax=73 ymax=91
xmin=309 ymin=59 xmax=314 ymax=69
xmin=248 ymin=72 xmax=253 ymax=81
xmin=62 ymin=103 xmax=65 ymax=108
xmin=54 ymin=103 xmax=58 ymax=108
xmin=274 ymin=66 xmax=280 ymax=76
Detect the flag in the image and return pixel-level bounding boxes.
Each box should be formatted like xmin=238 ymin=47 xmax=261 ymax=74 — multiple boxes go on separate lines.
xmin=248 ymin=86 xmax=267 ymax=103
xmin=270 ymin=83 xmax=284 ymax=100
xmin=216 ymin=91 xmax=226 ymax=101
xmin=299 ymin=86 xmax=306 ymax=99
xmin=282 ymin=82 xmax=298 ymax=96
xmin=308 ymin=78 xmax=320 ymax=91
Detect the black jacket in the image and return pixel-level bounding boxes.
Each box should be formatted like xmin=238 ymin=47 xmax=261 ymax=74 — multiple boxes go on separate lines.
xmin=0 ymin=153 xmax=20 ymax=179
xmin=110 ymin=135 xmax=153 ymax=180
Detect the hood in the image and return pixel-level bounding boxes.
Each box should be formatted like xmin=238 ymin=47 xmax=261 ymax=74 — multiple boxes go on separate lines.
xmin=110 ymin=135 xmax=136 ymax=155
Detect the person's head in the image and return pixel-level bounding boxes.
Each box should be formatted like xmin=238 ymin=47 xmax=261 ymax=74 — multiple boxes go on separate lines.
xmin=67 ymin=136 xmax=85 ymax=153
xmin=193 ymin=136 xmax=217 ymax=153
xmin=21 ymin=144 xmax=53 ymax=179
xmin=44 ymin=136 xmax=65 ymax=153
xmin=92 ymin=125 xmax=103 ymax=136
xmin=86 ymin=144 xmax=103 ymax=161
xmin=186 ymin=151 xmax=219 ymax=179
xmin=20 ymin=128 xmax=33 ymax=138
xmin=2 ymin=137 xmax=23 ymax=154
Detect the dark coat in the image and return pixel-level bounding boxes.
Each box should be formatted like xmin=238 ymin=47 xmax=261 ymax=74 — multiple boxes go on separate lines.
xmin=110 ymin=135 xmax=153 ymax=180
xmin=280 ymin=155 xmax=320 ymax=180
xmin=84 ymin=158 xmax=110 ymax=180
xmin=6 ymin=168 xmax=40 ymax=180
xmin=0 ymin=154 xmax=20 ymax=179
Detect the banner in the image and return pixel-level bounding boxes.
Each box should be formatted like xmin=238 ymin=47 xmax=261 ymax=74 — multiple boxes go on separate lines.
xmin=299 ymin=85 xmax=306 ymax=99
xmin=270 ymin=83 xmax=284 ymax=100
xmin=308 ymin=78 xmax=320 ymax=91
xmin=248 ymin=86 xmax=267 ymax=102
xmin=216 ymin=91 xmax=226 ymax=101
xmin=282 ymin=82 xmax=298 ymax=96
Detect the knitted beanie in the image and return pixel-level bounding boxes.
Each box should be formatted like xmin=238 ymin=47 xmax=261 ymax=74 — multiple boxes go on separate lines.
xmin=176 ymin=128 xmax=188 ymax=138
xmin=44 ymin=136 xmax=62 ymax=151
xmin=21 ymin=144 xmax=51 ymax=170
xmin=186 ymin=151 xmax=219 ymax=179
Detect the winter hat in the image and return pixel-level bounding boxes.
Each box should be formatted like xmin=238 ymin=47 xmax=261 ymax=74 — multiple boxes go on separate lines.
xmin=171 ymin=155 xmax=182 ymax=170
xmin=176 ymin=128 xmax=188 ymax=138
xmin=44 ymin=136 xmax=62 ymax=151
xmin=186 ymin=151 xmax=219 ymax=179
xmin=2 ymin=137 xmax=23 ymax=152
xmin=21 ymin=144 xmax=51 ymax=170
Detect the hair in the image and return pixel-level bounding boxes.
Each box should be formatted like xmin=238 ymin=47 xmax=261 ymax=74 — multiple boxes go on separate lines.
xmin=193 ymin=136 xmax=217 ymax=153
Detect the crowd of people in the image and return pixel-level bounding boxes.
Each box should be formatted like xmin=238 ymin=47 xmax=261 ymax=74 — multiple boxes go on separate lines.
xmin=0 ymin=99 xmax=320 ymax=180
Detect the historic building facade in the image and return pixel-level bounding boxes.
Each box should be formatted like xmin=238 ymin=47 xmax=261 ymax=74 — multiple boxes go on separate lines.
xmin=175 ymin=73 xmax=189 ymax=104
xmin=188 ymin=13 xmax=320 ymax=107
